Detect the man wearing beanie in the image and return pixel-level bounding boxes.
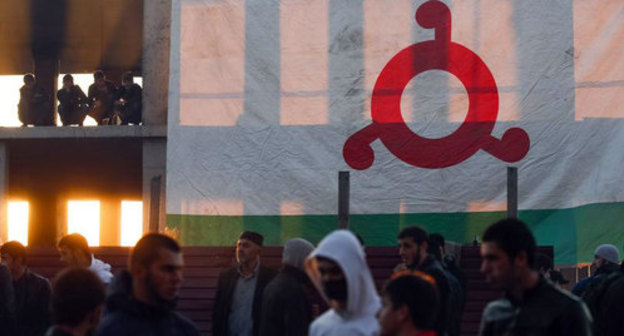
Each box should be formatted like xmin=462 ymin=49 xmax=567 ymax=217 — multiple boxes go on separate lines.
xmin=212 ymin=231 xmax=277 ymax=336
xmin=259 ymin=238 xmax=315 ymax=336
xmin=572 ymin=244 xmax=620 ymax=297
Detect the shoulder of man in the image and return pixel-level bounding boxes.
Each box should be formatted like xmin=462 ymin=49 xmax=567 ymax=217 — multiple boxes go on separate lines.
xmin=26 ymin=270 xmax=51 ymax=290
xmin=171 ymin=311 xmax=201 ymax=335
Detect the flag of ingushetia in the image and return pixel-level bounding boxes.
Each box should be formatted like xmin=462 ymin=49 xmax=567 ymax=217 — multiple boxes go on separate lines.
xmin=166 ymin=0 xmax=624 ymax=264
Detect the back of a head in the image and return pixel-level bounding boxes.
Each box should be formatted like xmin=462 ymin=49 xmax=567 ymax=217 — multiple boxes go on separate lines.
xmin=94 ymin=70 xmax=105 ymax=80
xmin=483 ymin=218 xmax=536 ymax=267
xmin=534 ymin=253 xmax=553 ymax=272
xmin=398 ymin=226 xmax=429 ymax=245
xmin=384 ymin=273 xmax=439 ymax=330
xmin=282 ymin=238 xmax=314 ymax=270
xmin=51 ymin=268 xmax=105 ymax=327
xmin=594 ymin=244 xmax=620 ymax=265
xmin=0 ymin=241 xmax=27 ymax=264
xmin=131 ymin=233 xmax=181 ymax=268
xmin=58 ymin=233 xmax=91 ymax=259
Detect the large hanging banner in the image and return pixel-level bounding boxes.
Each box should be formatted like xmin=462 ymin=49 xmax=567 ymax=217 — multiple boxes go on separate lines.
xmin=167 ymin=0 xmax=624 ymax=264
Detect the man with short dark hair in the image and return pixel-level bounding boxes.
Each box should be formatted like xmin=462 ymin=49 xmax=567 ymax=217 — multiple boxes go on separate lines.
xmin=18 ymin=73 xmax=52 ymax=126
xmin=479 ymin=218 xmax=592 ymax=336
xmin=397 ymin=226 xmax=451 ymax=336
xmin=57 ymin=233 xmax=113 ymax=285
xmin=115 ymin=72 xmax=142 ymax=125
xmin=212 ymin=231 xmax=277 ymax=336
xmin=46 ymin=268 xmax=105 ymax=336
xmin=57 ymin=74 xmax=88 ymax=126
xmin=87 ymin=70 xmax=117 ymax=125
xmin=97 ymin=233 xmax=199 ymax=335
xmin=378 ymin=272 xmax=439 ymax=336
xmin=0 ymin=241 xmax=51 ymax=336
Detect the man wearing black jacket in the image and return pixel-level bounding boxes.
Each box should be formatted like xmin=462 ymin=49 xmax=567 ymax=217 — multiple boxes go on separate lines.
xmin=259 ymin=238 xmax=315 ymax=336
xmin=0 ymin=241 xmax=51 ymax=336
xmin=398 ymin=226 xmax=451 ymax=336
xmin=478 ymin=218 xmax=592 ymax=336
xmin=97 ymin=234 xmax=199 ymax=336
xmin=212 ymin=231 xmax=277 ymax=336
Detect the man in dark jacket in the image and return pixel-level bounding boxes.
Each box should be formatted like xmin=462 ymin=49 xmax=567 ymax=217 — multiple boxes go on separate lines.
xmin=57 ymin=74 xmax=89 ymax=126
xmin=1 ymin=241 xmax=52 ymax=336
xmin=96 ymin=233 xmax=199 ymax=336
xmin=212 ymin=231 xmax=277 ymax=336
xmin=259 ymin=238 xmax=315 ymax=336
xmin=596 ymin=261 xmax=624 ymax=336
xmin=398 ymin=226 xmax=451 ymax=336
xmin=572 ymin=244 xmax=620 ymax=297
xmin=45 ymin=268 xmax=105 ymax=336
xmin=87 ymin=70 xmax=117 ymax=125
xmin=115 ymin=72 xmax=142 ymax=125
xmin=478 ymin=218 xmax=592 ymax=336
xmin=18 ymin=74 xmax=52 ymax=126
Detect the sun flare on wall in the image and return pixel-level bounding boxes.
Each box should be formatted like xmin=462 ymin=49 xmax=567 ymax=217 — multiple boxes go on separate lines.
xmin=8 ymin=201 xmax=29 ymax=246
xmin=67 ymin=200 xmax=101 ymax=246
xmin=121 ymin=200 xmax=143 ymax=246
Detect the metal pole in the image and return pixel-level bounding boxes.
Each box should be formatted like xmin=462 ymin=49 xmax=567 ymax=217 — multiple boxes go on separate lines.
xmin=507 ymin=167 xmax=518 ymax=218
xmin=338 ymin=171 xmax=350 ymax=229
xmin=149 ymin=175 xmax=162 ymax=232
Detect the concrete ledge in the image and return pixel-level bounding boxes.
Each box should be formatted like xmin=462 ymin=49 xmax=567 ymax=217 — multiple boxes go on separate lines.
xmin=0 ymin=125 xmax=167 ymax=139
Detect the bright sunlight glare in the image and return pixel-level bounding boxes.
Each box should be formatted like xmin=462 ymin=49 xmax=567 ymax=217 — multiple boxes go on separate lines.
xmin=120 ymin=201 xmax=143 ymax=246
xmin=8 ymin=201 xmax=29 ymax=246
xmin=67 ymin=200 xmax=100 ymax=246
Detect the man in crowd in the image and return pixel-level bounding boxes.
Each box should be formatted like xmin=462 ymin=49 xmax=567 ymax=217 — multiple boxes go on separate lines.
xmin=18 ymin=73 xmax=52 ymax=126
xmin=87 ymin=70 xmax=117 ymax=125
xmin=57 ymin=74 xmax=89 ymax=126
xmin=572 ymin=244 xmax=620 ymax=296
xmin=46 ymin=268 xmax=105 ymax=336
xmin=0 ymin=241 xmax=51 ymax=336
xmin=212 ymin=231 xmax=277 ymax=336
xmin=479 ymin=218 xmax=592 ymax=336
xmin=97 ymin=233 xmax=199 ymax=335
xmin=260 ymin=238 xmax=315 ymax=336
xmin=378 ymin=272 xmax=439 ymax=336
xmin=397 ymin=226 xmax=451 ymax=336
xmin=305 ymin=230 xmax=381 ymax=336
xmin=115 ymin=72 xmax=142 ymax=125
xmin=57 ymin=233 xmax=113 ymax=285
xmin=596 ymin=259 xmax=624 ymax=336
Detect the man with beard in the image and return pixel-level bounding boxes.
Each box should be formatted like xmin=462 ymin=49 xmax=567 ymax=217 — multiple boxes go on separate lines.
xmin=478 ymin=218 xmax=592 ymax=336
xmin=96 ymin=233 xmax=199 ymax=336
xmin=305 ymin=230 xmax=381 ymax=336
xmin=212 ymin=231 xmax=277 ymax=336
xmin=45 ymin=268 xmax=105 ymax=336
xmin=397 ymin=226 xmax=451 ymax=336
xmin=0 ymin=241 xmax=51 ymax=336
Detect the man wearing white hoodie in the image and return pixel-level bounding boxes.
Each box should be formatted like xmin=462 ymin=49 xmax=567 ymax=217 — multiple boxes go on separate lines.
xmin=305 ymin=230 xmax=381 ymax=336
xmin=58 ymin=233 xmax=113 ymax=285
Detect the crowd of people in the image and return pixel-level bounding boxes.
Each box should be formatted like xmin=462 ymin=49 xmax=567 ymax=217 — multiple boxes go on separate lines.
xmin=1 ymin=218 xmax=623 ymax=335
xmin=17 ymin=70 xmax=142 ymax=127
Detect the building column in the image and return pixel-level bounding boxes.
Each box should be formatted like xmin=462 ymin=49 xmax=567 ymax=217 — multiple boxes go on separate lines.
xmin=143 ymin=139 xmax=166 ymax=233
xmin=0 ymin=143 xmax=8 ymax=243
xmin=29 ymin=193 xmax=58 ymax=246
xmin=142 ymin=0 xmax=171 ymax=125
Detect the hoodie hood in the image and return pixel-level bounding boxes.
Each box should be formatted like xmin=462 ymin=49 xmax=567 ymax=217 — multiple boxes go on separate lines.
xmin=90 ymin=256 xmax=114 ymax=284
xmin=305 ymin=230 xmax=380 ymax=318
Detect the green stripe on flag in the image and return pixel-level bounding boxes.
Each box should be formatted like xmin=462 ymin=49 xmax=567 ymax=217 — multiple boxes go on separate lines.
xmin=167 ymin=202 xmax=624 ymax=265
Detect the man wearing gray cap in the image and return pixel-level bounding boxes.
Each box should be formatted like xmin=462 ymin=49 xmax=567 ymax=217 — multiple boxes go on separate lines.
xmin=212 ymin=231 xmax=277 ymax=336
xmin=259 ymin=238 xmax=315 ymax=336
xmin=572 ymin=244 xmax=620 ymax=297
